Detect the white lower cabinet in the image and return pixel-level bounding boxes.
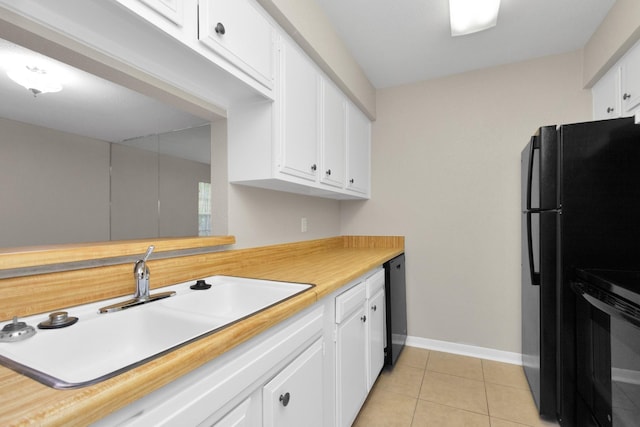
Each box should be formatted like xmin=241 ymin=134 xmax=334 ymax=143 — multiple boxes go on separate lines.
xmin=335 ymin=281 xmax=368 ymax=427
xmin=366 ymin=269 xmax=386 ymax=389
xmin=334 ymin=268 xmax=386 ymax=427
xmin=263 ymin=338 xmax=324 ymax=427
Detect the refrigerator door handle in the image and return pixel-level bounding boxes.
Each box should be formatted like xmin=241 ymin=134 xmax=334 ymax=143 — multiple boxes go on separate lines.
xmin=526 ymin=211 xmax=540 ymax=286
xmin=525 ymin=135 xmax=540 ymax=211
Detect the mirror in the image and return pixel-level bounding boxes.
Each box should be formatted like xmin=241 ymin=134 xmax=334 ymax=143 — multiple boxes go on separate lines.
xmin=0 ymin=37 xmax=214 ymax=248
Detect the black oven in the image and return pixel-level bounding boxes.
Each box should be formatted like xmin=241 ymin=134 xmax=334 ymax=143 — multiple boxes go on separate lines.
xmin=572 ymin=269 xmax=640 ymax=427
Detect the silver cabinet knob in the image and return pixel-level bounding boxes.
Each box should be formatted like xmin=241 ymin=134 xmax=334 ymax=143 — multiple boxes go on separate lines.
xmin=215 ymin=22 xmax=226 ymax=35
xmin=349 ymin=178 xmax=355 ymax=184
xmin=623 ymin=93 xmax=631 ymax=100
xmin=361 ymin=315 xmax=367 ymax=322
xmin=371 ymin=305 xmax=377 ymax=312
xmin=607 ymin=107 xmax=614 ymax=113
xmin=326 ymin=169 xmax=331 ymax=176
xmin=310 ymin=164 xmax=317 ymax=171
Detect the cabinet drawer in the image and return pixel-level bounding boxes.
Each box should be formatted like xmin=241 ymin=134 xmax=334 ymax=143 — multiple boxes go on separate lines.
xmin=366 ymin=268 xmax=385 ymax=298
xmin=335 ymin=281 xmax=366 ymax=323
xmin=198 ymin=0 xmax=274 ymax=88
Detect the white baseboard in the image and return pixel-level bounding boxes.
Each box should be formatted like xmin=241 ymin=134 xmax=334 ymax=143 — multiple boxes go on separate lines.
xmin=405 ymin=335 xmax=523 ymax=366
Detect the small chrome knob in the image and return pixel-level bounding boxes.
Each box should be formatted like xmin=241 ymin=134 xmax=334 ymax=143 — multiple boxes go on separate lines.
xmin=311 ymin=164 xmax=317 ymax=171
xmin=607 ymin=107 xmax=614 ymax=113
xmin=215 ymin=22 xmax=226 ymax=35
xmin=361 ymin=315 xmax=367 ymax=322
xmin=326 ymin=169 xmax=331 ymax=176
xmin=349 ymin=178 xmax=355 ymax=184
xmin=371 ymin=305 xmax=377 ymax=311
xmin=623 ymin=93 xmax=631 ymax=100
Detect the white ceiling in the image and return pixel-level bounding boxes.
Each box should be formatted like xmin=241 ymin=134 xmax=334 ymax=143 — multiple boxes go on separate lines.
xmin=314 ymin=0 xmax=616 ymax=88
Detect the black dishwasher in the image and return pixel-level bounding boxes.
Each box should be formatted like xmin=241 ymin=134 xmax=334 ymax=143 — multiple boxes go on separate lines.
xmin=384 ymin=253 xmax=407 ymax=366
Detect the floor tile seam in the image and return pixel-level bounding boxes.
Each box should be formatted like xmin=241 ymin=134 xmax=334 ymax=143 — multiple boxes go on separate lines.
xmin=424 ymin=368 xmax=486 ymax=383
xmin=483 ymin=379 xmax=530 ymax=391
xmin=414 ymin=395 xmax=491 ymax=417
xmin=489 ymin=414 xmax=536 ymax=426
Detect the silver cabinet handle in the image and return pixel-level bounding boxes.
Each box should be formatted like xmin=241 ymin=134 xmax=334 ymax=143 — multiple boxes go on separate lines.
xmin=279 ymin=392 xmax=290 ymax=407
xmin=623 ymin=93 xmax=631 ymax=100
xmin=349 ymin=178 xmax=355 ymax=184
xmin=361 ymin=315 xmax=367 ymax=322
xmin=311 ymin=164 xmax=317 ymax=172
xmin=326 ymin=169 xmax=331 ymax=175
xmin=371 ymin=305 xmax=377 ymax=312
xmin=215 ymin=22 xmax=225 ymax=35
xmin=607 ymin=107 xmax=614 ymax=113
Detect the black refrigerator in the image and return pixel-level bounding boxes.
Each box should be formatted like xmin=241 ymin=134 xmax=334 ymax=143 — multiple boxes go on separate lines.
xmin=521 ymin=117 xmax=640 ymax=426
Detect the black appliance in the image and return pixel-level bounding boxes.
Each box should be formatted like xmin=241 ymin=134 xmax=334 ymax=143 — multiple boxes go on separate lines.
xmin=384 ymin=253 xmax=406 ymax=366
xmin=572 ymin=269 xmax=640 ymax=427
xmin=521 ymin=117 xmax=640 ymax=425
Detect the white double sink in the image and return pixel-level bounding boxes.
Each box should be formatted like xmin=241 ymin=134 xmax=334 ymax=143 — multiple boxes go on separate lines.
xmin=0 ymin=276 xmax=313 ymax=389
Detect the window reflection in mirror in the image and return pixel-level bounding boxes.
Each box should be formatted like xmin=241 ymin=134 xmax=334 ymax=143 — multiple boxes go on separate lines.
xmin=0 ymin=38 xmax=213 ymax=248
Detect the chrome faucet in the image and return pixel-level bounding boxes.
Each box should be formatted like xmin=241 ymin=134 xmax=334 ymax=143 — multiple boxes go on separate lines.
xmin=133 ymin=245 xmax=154 ymax=300
xmin=99 ymin=245 xmax=176 ymax=313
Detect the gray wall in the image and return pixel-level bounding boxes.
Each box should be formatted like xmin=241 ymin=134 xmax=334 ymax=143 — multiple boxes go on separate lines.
xmin=0 ymin=117 xmax=111 ymax=247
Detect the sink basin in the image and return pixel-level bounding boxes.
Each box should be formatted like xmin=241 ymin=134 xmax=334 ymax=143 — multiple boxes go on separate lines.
xmin=0 ymin=276 xmax=312 ymax=388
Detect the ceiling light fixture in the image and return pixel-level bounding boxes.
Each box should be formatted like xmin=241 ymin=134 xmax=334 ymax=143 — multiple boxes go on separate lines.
xmin=7 ymin=65 xmax=63 ymax=96
xmin=449 ymin=0 xmax=501 ymax=37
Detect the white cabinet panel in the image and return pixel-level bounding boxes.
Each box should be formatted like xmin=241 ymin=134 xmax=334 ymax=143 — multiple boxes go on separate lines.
xmin=211 ymin=392 xmax=260 ymax=427
xmin=335 ymin=281 xmax=368 ymax=427
xmin=592 ymin=67 xmax=620 ymax=120
xmin=367 ymin=288 xmax=385 ymax=389
xmin=320 ymin=78 xmax=346 ymax=188
xmin=263 ymin=339 xmax=324 ymax=427
xmin=336 ymin=306 xmax=368 ymax=427
xmin=276 ymin=36 xmax=320 ymax=182
xmin=199 ymin=0 xmax=274 ymax=88
xmin=621 ymin=43 xmax=640 ymax=115
xmin=346 ymin=102 xmax=371 ymax=196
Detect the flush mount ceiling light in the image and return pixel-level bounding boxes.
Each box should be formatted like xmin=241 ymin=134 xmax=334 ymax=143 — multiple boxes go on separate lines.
xmin=7 ymin=65 xmax=63 ymax=96
xmin=449 ymin=0 xmax=501 ymax=37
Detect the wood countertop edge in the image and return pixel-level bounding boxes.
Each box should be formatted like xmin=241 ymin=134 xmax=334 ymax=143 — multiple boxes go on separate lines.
xmin=0 ymin=240 xmax=404 ymax=426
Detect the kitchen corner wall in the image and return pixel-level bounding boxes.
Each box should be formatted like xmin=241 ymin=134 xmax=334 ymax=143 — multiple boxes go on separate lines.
xmin=340 ymin=51 xmax=592 ymax=353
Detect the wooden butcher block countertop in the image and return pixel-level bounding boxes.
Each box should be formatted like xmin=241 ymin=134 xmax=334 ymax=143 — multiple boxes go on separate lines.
xmin=0 ymin=236 xmax=404 ymax=426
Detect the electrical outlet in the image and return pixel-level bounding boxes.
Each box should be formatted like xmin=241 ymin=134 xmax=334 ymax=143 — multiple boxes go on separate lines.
xmin=301 ymin=217 xmax=308 ymax=233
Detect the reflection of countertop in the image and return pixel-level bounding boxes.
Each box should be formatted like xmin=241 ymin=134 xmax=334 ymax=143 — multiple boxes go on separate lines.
xmin=0 ymin=236 xmax=403 ymax=426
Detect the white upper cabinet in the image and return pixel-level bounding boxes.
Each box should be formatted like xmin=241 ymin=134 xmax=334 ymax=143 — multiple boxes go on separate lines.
xmin=346 ymin=102 xmax=371 ymax=196
xmin=592 ymin=67 xmax=620 ymax=120
xmin=276 ymin=36 xmax=320 ymax=181
xmin=228 ymin=32 xmax=371 ymax=200
xmin=320 ymin=78 xmax=347 ymax=189
xmin=592 ymin=39 xmax=640 ymax=120
xmin=620 ymin=43 xmax=640 ymax=115
xmin=198 ymin=0 xmax=275 ymax=89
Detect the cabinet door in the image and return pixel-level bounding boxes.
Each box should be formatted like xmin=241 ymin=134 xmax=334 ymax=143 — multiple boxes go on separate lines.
xmin=118 ymin=0 xmax=184 ymax=26
xmin=621 ymin=42 xmax=640 ymax=115
xmin=368 ymin=288 xmax=386 ymax=389
xmin=320 ymin=78 xmax=346 ymax=188
xmin=211 ymin=391 xmax=261 ymax=427
xmin=346 ymin=102 xmax=371 ymax=196
xmin=277 ymin=36 xmax=320 ymax=182
xmin=592 ymin=66 xmax=620 ymax=120
xmin=199 ymin=0 xmax=274 ymax=87
xmin=263 ymin=339 xmax=324 ymax=427
xmin=336 ymin=305 xmax=368 ymax=427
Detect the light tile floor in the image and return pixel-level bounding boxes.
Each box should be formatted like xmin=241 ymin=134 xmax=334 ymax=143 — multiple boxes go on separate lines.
xmin=353 ymin=346 xmax=560 ymax=427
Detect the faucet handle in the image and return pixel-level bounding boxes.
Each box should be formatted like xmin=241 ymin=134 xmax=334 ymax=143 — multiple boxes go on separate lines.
xmin=134 ymin=245 xmax=154 ymax=279
xmin=142 ymin=245 xmax=154 ymax=262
